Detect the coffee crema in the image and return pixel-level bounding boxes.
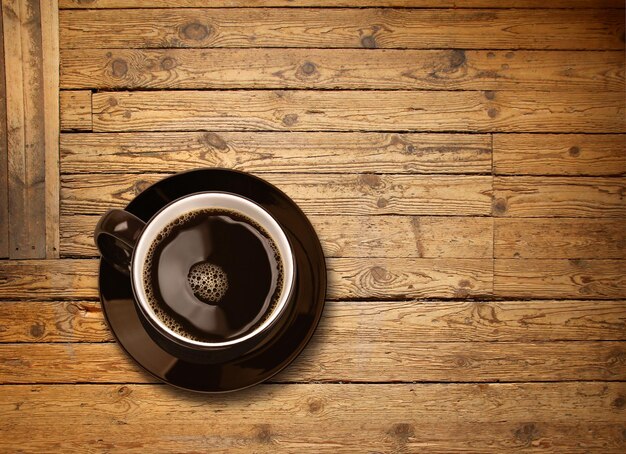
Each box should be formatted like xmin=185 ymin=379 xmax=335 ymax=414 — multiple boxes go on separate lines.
xmin=142 ymin=208 xmax=284 ymax=343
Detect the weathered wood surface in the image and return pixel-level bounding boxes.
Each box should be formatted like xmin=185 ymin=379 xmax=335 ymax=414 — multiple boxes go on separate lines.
xmin=0 ymin=3 xmax=8 ymax=258
xmin=41 ymin=0 xmax=60 ymax=258
xmin=0 ymin=258 xmax=493 ymax=300
xmin=59 ymin=90 xmax=91 ymax=131
xmin=2 ymin=300 xmax=625 ymax=343
xmin=492 ymin=177 xmax=626 ymax=217
xmin=60 ymin=214 xmax=494 ymax=258
xmin=2 ymin=383 xmax=625 ymax=452
xmin=59 ymin=8 xmax=625 ymax=50
xmin=61 ymin=173 xmax=494 ymax=216
xmin=493 ymin=134 xmax=626 ymax=176
xmin=59 ymin=132 xmax=492 ymax=174
xmin=1 ymin=340 xmax=625 ymax=383
xmin=494 ymin=218 xmax=626 ymax=259
xmin=2 ymin=0 xmax=46 ymax=258
xmin=495 ymin=259 xmax=626 ymax=299
xmin=91 ymin=90 xmax=626 ymax=133
xmin=58 ymin=0 xmax=626 ymax=8
xmin=60 ymin=49 xmax=626 ymax=92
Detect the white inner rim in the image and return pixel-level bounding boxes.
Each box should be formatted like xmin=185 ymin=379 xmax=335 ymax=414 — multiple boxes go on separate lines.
xmin=132 ymin=192 xmax=295 ymax=347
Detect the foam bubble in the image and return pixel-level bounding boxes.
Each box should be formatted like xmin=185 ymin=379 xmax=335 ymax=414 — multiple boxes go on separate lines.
xmin=187 ymin=262 xmax=229 ymax=303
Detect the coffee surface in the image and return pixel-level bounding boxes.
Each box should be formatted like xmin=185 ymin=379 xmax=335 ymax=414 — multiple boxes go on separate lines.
xmin=143 ymin=209 xmax=284 ymax=343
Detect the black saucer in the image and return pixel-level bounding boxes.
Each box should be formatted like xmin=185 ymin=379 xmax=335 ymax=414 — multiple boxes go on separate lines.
xmin=99 ymin=169 xmax=327 ymax=392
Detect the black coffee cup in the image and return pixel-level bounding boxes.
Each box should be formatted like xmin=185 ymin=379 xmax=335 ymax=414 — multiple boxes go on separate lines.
xmin=95 ymin=192 xmax=296 ymax=364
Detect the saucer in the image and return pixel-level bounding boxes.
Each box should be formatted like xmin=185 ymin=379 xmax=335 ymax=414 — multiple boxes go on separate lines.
xmin=99 ymin=169 xmax=327 ymax=392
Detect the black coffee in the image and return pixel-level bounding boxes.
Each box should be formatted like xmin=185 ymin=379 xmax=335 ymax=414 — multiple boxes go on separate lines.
xmin=143 ymin=208 xmax=284 ymax=343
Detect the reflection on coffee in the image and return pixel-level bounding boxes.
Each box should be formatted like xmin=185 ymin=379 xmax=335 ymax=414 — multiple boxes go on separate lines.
xmin=143 ymin=208 xmax=284 ymax=343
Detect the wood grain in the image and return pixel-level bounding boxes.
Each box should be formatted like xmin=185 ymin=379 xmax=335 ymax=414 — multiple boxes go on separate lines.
xmin=57 ymin=0 xmax=626 ymax=8
xmin=495 ymin=218 xmax=626 ymax=259
xmin=59 ymin=90 xmax=91 ymax=131
xmin=3 ymin=0 xmax=46 ymax=259
xmin=41 ymin=0 xmax=60 ymax=258
xmin=2 ymin=300 xmax=625 ymax=343
xmin=493 ymin=134 xmax=626 ymax=176
xmin=60 ymin=49 xmax=626 ymax=92
xmin=495 ymin=259 xmax=626 ymax=299
xmin=0 ymin=340 xmax=624 ymax=383
xmin=2 ymin=383 xmax=625 ymax=453
xmin=0 ymin=258 xmax=493 ymax=300
xmin=59 ymin=132 xmax=492 ymax=174
xmin=493 ymin=176 xmax=626 ymax=217
xmin=61 ymin=173 xmax=494 ymax=216
xmin=91 ymin=90 xmax=626 ymax=133
xmin=60 ymin=214 xmax=494 ymax=258
xmin=0 ymin=3 xmax=8 ymax=258
xmin=59 ymin=8 xmax=625 ymax=50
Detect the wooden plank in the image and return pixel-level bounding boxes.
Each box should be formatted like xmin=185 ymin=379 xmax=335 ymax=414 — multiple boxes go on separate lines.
xmin=0 ymin=258 xmax=493 ymax=300
xmin=495 ymin=259 xmax=626 ymax=299
xmin=2 ymin=384 xmax=625 ymax=454
xmin=493 ymin=134 xmax=626 ymax=176
xmin=58 ymin=9 xmax=625 ymax=50
xmin=493 ymin=177 xmax=626 ymax=217
xmin=59 ymin=132 xmax=492 ymax=174
xmin=91 ymin=90 xmax=625 ymax=133
xmin=3 ymin=0 xmax=46 ymax=259
xmin=2 ymin=300 xmax=626 ymax=343
xmin=0 ymin=2 xmax=8 ymax=258
xmin=59 ymin=90 xmax=91 ymax=131
xmin=0 ymin=340 xmax=624 ymax=383
xmin=41 ymin=0 xmax=60 ymax=258
xmin=60 ymin=49 xmax=626 ymax=92
xmin=61 ymin=173 xmax=494 ymax=216
xmin=57 ymin=0 xmax=626 ymax=8
xmin=495 ymin=218 xmax=626 ymax=259
xmin=61 ymin=214 xmax=494 ymax=258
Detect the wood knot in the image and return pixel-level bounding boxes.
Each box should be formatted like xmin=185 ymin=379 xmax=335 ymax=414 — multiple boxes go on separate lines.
xmin=30 ymin=322 xmax=45 ymax=339
xmin=487 ymin=107 xmax=499 ymax=118
xmin=117 ymin=386 xmax=131 ymax=397
xmin=458 ymin=279 xmax=471 ymax=288
xmin=484 ymin=90 xmax=496 ymax=100
xmin=181 ymin=22 xmax=210 ymax=41
xmin=360 ymin=173 xmax=382 ymax=188
xmin=254 ymin=424 xmax=273 ymax=444
xmin=123 ymin=111 xmax=131 ymax=119
xmin=160 ymin=57 xmax=176 ymax=70
xmin=111 ymin=59 xmax=128 ymax=78
xmin=568 ymin=146 xmax=581 ymax=157
xmin=282 ymin=114 xmax=298 ymax=126
xmin=388 ymin=423 xmax=415 ymax=441
xmin=492 ymin=198 xmax=507 ymax=215
xmin=307 ymin=398 xmax=323 ymax=414
xmin=455 ymin=355 xmax=471 ymax=367
xmin=361 ymin=35 xmax=377 ymax=48
xmin=133 ymin=180 xmax=152 ymax=194
xmin=514 ymin=423 xmax=540 ymax=446
xmin=501 ymin=63 xmax=510 ymax=70
xmin=405 ymin=144 xmax=416 ymax=154
xmin=300 ymin=61 xmax=317 ymax=76
xmin=487 ymin=52 xmax=496 ymax=59
xmin=612 ymin=396 xmax=625 ymax=409
xmin=108 ymin=97 xmax=118 ymax=107
xmin=201 ymin=132 xmax=228 ymax=151
xmin=448 ymin=49 xmax=466 ymax=69
xmin=505 ymin=52 xmax=515 ymax=59
xmin=377 ymin=197 xmax=389 ymax=208
xmin=370 ymin=266 xmax=392 ymax=283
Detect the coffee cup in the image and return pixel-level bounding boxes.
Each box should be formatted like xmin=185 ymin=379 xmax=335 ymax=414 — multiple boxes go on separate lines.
xmin=95 ymin=192 xmax=296 ymax=362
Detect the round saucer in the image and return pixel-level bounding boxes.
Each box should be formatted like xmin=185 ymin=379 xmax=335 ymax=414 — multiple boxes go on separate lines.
xmin=99 ymin=169 xmax=327 ymax=392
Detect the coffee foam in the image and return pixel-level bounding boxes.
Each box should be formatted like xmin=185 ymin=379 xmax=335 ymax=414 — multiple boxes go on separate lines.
xmin=142 ymin=209 xmax=285 ymax=342
xmin=187 ymin=262 xmax=229 ymax=303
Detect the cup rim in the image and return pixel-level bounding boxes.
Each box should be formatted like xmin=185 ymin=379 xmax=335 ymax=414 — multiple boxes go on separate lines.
xmin=130 ymin=191 xmax=296 ymax=349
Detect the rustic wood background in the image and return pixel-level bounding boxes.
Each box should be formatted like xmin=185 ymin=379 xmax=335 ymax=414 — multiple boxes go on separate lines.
xmin=1 ymin=0 xmax=625 ymax=451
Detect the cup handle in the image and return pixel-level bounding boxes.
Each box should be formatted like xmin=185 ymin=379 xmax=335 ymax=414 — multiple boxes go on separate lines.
xmin=94 ymin=209 xmax=146 ymax=275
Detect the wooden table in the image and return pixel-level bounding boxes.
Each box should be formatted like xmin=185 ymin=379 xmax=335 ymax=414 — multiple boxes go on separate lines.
xmin=1 ymin=0 xmax=625 ymax=451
